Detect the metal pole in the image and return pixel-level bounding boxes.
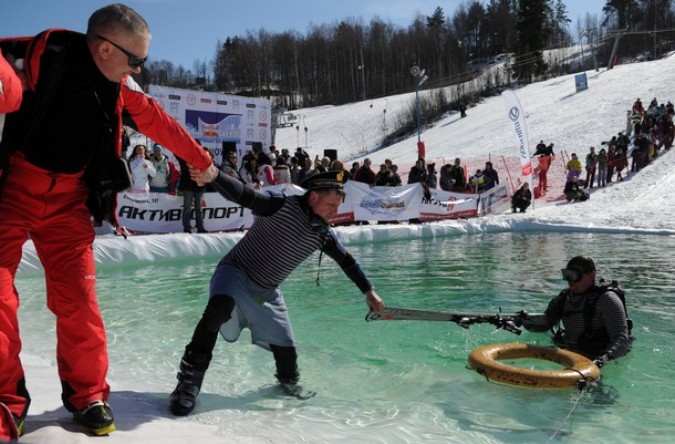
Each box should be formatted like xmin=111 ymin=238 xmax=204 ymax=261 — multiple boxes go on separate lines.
xmin=415 ymin=76 xmax=421 ymax=143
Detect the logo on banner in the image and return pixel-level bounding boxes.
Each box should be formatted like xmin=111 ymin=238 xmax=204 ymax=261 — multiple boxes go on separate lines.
xmin=187 ymin=94 xmax=196 ymax=105
xmin=169 ymin=94 xmax=181 ymax=101
xmin=360 ymin=198 xmax=406 ymax=216
xmin=509 ymin=106 xmax=519 ymax=121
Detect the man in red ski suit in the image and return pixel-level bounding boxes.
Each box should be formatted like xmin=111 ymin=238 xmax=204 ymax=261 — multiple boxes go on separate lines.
xmin=0 ymin=4 xmax=215 ymax=439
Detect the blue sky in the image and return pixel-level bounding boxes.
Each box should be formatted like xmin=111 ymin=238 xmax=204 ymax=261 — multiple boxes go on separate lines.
xmin=1 ymin=0 xmax=604 ymax=70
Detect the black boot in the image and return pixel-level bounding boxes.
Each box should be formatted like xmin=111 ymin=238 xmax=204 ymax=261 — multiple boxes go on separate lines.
xmin=169 ymin=348 xmax=211 ymax=416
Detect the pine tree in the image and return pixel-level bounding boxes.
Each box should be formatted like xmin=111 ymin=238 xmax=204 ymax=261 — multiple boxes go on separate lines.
xmin=513 ymin=0 xmax=550 ymax=83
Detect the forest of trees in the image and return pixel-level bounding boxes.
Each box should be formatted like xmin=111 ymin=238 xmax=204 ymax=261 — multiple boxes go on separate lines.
xmin=134 ymin=0 xmax=675 ymax=110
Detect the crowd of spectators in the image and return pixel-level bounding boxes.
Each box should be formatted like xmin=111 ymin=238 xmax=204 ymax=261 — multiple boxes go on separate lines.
xmin=561 ymin=96 xmax=674 ymax=203
xmin=121 ymin=97 xmax=674 ymax=227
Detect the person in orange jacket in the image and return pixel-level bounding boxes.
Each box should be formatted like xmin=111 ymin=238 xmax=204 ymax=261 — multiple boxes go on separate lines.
xmin=0 ymin=4 xmax=215 ymax=440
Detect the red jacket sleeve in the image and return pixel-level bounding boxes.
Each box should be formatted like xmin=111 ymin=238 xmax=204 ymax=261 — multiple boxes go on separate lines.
xmin=119 ymin=76 xmax=212 ymax=170
xmin=0 ymin=51 xmax=23 ymax=113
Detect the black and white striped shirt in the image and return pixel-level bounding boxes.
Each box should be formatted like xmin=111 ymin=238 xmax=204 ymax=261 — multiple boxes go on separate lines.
xmin=213 ymin=171 xmax=372 ymax=292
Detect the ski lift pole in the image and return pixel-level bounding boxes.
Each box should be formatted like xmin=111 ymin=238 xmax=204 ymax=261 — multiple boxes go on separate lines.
xmin=411 ymin=64 xmax=428 ymax=159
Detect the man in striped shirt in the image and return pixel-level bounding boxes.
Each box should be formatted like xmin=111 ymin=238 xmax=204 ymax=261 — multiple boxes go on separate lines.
xmin=169 ymin=168 xmax=384 ymax=416
xmin=521 ymin=256 xmax=633 ymax=368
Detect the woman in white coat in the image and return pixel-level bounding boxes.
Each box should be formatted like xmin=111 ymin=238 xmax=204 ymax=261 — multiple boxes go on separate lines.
xmin=128 ymin=144 xmax=157 ymax=192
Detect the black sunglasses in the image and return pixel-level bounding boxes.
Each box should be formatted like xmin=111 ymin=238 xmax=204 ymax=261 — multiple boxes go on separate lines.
xmin=560 ymin=266 xmax=584 ymax=283
xmin=97 ymin=34 xmax=147 ymax=68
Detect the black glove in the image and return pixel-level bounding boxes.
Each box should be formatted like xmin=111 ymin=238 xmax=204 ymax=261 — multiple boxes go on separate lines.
xmin=593 ymin=355 xmax=608 ymax=368
xmin=517 ymin=311 xmax=549 ymax=332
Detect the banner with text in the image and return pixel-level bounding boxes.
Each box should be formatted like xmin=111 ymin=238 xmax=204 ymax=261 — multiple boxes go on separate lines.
xmin=115 ymin=182 xmax=483 ymax=233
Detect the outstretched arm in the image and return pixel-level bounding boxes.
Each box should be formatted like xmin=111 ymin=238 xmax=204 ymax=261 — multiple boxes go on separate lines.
xmin=189 ymin=165 xmax=282 ymax=215
xmin=322 ymin=233 xmax=384 ymax=314
xmin=519 ymin=313 xmax=551 ymax=332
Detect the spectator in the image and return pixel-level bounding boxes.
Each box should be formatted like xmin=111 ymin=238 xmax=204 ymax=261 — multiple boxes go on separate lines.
xmin=312 ymin=157 xmax=327 ymax=174
xmin=168 ymin=169 xmax=384 ymax=416
xmin=0 ymin=4 xmax=214 ymax=438
xmin=294 ymin=147 xmax=309 ymax=168
xmin=596 ymin=148 xmax=608 ymax=187
xmin=605 ymin=145 xmax=616 ymax=183
xmin=439 ymin=162 xmax=454 ymax=191
xmin=566 ymin=153 xmax=582 ymax=182
xmin=178 ymin=154 xmax=208 ymax=233
xmin=483 ymin=161 xmax=499 ymax=190
xmin=257 ymin=153 xmax=276 ymax=187
xmin=273 ymin=156 xmax=292 ymax=184
xmin=267 ymin=144 xmax=277 ymax=163
xmin=407 ymin=158 xmax=426 ymax=184
xmin=424 ymin=163 xmax=438 ymax=189
xmin=349 ymin=161 xmax=360 ymax=178
xmin=149 ymin=144 xmax=175 ymax=193
xmin=302 ymin=157 xmax=317 ymax=180
xmin=469 ymin=169 xmax=487 ymax=193
xmin=128 ymin=144 xmax=156 ymax=193
xmin=279 ymin=148 xmax=292 ymax=165
xmin=563 ymin=177 xmax=589 ymax=202
xmin=613 ymin=147 xmax=628 ymax=181
xmin=389 ymin=165 xmax=402 ymax=186
xmin=534 ymin=140 xmax=546 ymax=155
xmin=330 ymin=159 xmax=352 ymax=183
xmin=584 ymin=147 xmax=597 ymax=188
xmin=320 ymin=156 xmax=332 ymax=171
xmin=632 ymin=98 xmax=644 ymax=118
xmin=511 ymin=182 xmax=532 ymax=213
xmin=240 ymin=156 xmax=262 ymax=188
xmin=220 ymin=151 xmax=244 ymax=183
xmin=536 ymin=143 xmax=554 ymax=194
xmin=449 ymin=158 xmax=466 ymax=192
xmin=353 ymin=158 xmax=376 ymax=185
xmin=375 ymin=164 xmax=394 ymax=186
xmin=289 ymin=156 xmax=302 ymax=185
xmin=521 ymin=256 xmax=633 ymax=366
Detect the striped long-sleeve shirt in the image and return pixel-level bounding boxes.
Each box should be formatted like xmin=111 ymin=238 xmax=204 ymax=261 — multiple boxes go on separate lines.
xmin=212 ymin=171 xmax=372 ymax=293
xmin=544 ymin=288 xmax=633 ymax=360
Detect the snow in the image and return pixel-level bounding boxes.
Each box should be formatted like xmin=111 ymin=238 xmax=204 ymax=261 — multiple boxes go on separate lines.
xmin=15 ymin=54 xmax=675 ymax=442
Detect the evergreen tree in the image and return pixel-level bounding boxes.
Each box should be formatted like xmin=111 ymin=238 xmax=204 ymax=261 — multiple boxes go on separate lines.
xmin=513 ymin=0 xmax=550 ymax=83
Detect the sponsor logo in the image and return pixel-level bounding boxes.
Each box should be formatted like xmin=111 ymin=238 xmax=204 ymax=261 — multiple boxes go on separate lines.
xmin=217 ymin=100 xmax=228 ymax=105
xmin=200 ymin=98 xmax=212 ymax=104
xmin=187 ymin=94 xmax=196 ymax=105
xmin=245 ymin=103 xmax=256 ymax=108
xmin=169 ymin=94 xmax=181 ymax=101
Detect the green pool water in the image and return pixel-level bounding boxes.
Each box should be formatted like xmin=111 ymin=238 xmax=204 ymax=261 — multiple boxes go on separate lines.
xmin=16 ymin=232 xmax=675 ymax=443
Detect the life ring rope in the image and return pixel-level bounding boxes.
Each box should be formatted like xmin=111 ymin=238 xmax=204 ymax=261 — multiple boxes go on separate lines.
xmin=468 ymin=342 xmax=601 ymax=389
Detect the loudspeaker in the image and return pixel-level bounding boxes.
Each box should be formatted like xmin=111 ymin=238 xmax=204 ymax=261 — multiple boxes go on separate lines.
xmin=222 ymin=141 xmax=237 ymax=155
xmin=323 ymin=149 xmax=338 ymax=162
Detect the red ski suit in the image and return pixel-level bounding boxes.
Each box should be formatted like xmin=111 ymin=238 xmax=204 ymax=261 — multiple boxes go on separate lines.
xmin=0 ymin=30 xmax=212 ymax=437
xmin=537 ymin=154 xmax=553 ymax=193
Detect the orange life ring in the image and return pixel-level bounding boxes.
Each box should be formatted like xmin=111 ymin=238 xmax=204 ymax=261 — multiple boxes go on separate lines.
xmin=468 ymin=342 xmax=601 ymax=389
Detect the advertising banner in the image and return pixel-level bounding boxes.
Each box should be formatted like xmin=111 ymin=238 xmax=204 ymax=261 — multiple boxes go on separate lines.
xmin=115 ymin=182 xmax=484 ymax=234
xmin=502 ymin=89 xmax=534 ymax=208
xmin=147 ymin=85 xmax=271 ymax=165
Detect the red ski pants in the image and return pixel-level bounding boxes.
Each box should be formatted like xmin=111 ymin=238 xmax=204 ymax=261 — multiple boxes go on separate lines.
xmin=538 ymin=155 xmax=552 ymax=192
xmin=0 ymin=155 xmax=110 ymax=427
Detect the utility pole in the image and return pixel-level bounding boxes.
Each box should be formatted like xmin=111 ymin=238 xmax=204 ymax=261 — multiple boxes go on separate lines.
xmin=410 ymin=63 xmax=428 ymax=159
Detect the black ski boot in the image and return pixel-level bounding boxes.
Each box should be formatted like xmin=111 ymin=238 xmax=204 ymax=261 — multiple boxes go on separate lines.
xmin=73 ymin=401 xmax=115 ymax=435
xmin=169 ymin=348 xmax=211 ymax=416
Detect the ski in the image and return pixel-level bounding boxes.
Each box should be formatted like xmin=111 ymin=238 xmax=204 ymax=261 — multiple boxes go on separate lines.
xmin=365 ymin=306 xmax=528 ymax=335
